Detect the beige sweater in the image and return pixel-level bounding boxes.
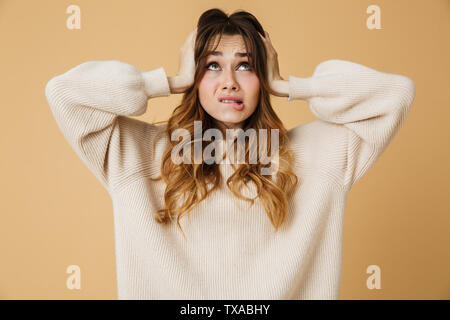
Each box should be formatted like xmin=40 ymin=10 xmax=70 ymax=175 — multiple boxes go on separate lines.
xmin=45 ymin=59 xmax=415 ymax=299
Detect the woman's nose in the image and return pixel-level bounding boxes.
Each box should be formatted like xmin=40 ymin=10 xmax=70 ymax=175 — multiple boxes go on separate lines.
xmin=221 ymin=69 xmax=239 ymax=90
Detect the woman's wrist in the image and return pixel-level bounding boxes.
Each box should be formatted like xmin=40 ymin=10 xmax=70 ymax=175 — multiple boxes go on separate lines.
xmin=270 ymin=79 xmax=289 ymax=98
xmin=167 ymin=75 xmax=192 ymax=94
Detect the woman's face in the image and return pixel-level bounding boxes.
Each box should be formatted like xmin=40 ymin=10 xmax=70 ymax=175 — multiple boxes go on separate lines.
xmin=198 ymin=34 xmax=260 ymax=133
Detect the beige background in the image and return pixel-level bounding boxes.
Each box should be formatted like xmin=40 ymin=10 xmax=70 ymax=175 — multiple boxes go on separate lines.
xmin=0 ymin=0 xmax=449 ymax=299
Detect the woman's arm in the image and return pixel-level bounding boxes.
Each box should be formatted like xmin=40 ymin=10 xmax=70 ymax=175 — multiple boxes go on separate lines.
xmin=45 ymin=30 xmax=196 ymax=194
xmin=259 ymin=32 xmax=415 ymax=189
xmin=285 ymin=59 xmax=416 ymax=189
xmin=45 ymin=60 xmax=171 ymax=193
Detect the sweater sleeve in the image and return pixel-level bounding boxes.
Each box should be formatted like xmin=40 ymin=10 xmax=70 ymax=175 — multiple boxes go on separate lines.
xmin=45 ymin=60 xmax=171 ymax=193
xmin=287 ymin=59 xmax=416 ymax=189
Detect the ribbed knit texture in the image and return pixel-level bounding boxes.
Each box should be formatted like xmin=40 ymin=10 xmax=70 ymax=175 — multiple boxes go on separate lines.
xmin=45 ymin=59 xmax=415 ymax=299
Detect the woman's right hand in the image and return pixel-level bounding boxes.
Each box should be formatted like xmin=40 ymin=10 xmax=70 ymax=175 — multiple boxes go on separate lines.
xmin=170 ymin=27 xmax=197 ymax=93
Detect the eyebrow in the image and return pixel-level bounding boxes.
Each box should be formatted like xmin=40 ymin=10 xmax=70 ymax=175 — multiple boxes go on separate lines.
xmin=208 ymin=51 xmax=250 ymax=58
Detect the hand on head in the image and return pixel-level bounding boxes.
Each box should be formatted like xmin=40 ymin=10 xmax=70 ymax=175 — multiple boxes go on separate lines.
xmin=176 ymin=27 xmax=197 ymax=90
xmin=258 ymin=31 xmax=284 ymax=84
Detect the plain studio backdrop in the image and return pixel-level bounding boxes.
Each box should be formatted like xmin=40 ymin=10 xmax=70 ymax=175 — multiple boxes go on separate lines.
xmin=0 ymin=0 xmax=449 ymax=299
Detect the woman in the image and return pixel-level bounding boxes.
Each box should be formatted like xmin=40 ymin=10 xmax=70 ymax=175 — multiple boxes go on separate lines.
xmin=45 ymin=8 xmax=415 ymax=299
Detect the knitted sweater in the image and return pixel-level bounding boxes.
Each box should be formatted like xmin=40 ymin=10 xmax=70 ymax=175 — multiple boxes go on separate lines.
xmin=45 ymin=59 xmax=415 ymax=299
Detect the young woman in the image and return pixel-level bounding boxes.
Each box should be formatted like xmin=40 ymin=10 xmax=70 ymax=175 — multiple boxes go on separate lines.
xmin=45 ymin=8 xmax=415 ymax=299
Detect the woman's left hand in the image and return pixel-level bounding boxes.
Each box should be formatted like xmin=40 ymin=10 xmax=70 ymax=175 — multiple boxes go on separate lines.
xmin=259 ymin=31 xmax=285 ymax=95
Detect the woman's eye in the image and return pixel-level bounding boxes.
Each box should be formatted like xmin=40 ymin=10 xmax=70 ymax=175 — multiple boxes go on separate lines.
xmin=239 ymin=62 xmax=251 ymax=71
xmin=206 ymin=62 xmax=251 ymax=71
xmin=206 ymin=62 xmax=220 ymax=71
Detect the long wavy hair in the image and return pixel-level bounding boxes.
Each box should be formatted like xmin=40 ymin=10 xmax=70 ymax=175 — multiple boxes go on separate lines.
xmin=150 ymin=8 xmax=299 ymax=238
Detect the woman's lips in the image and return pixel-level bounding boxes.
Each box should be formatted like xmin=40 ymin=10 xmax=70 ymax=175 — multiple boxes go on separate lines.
xmin=220 ymin=100 xmax=244 ymax=111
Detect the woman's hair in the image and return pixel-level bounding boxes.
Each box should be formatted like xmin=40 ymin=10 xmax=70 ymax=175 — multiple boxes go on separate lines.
xmin=150 ymin=8 xmax=299 ymax=238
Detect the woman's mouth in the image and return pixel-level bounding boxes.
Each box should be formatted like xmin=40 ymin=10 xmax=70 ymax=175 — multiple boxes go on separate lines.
xmin=220 ymin=99 xmax=244 ymax=111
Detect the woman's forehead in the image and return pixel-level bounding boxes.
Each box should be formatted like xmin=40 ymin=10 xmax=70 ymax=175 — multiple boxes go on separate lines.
xmin=207 ymin=34 xmax=247 ymax=52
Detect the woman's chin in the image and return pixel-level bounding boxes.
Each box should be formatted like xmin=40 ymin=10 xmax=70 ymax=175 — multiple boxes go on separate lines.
xmin=215 ymin=118 xmax=247 ymax=129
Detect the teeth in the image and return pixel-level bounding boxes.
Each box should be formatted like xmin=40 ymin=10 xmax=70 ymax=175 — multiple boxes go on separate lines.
xmin=221 ymin=99 xmax=242 ymax=104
